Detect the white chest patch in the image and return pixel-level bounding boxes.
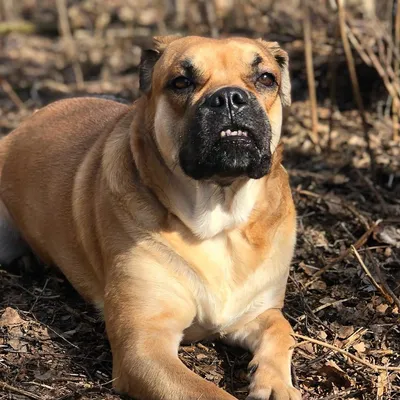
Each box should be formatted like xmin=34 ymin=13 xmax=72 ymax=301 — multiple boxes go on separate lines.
xmin=187 ymin=179 xmax=262 ymax=239
xmin=168 ymin=178 xmax=263 ymax=240
xmin=182 ymin=227 xmax=295 ymax=341
xmin=196 ymin=269 xmax=285 ymax=333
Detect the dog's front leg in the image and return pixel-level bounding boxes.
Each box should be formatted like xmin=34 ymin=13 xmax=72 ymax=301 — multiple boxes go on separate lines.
xmin=226 ymin=309 xmax=301 ymax=400
xmin=104 ymin=275 xmax=236 ymax=400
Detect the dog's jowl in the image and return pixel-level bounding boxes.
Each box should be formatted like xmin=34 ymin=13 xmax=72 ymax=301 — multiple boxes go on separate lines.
xmin=0 ymin=36 xmax=301 ymax=400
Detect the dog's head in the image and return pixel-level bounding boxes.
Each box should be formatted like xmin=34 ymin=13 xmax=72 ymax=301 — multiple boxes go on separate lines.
xmin=140 ymin=36 xmax=291 ymax=183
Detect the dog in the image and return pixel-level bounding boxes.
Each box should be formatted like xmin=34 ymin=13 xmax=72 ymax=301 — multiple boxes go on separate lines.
xmin=0 ymin=36 xmax=300 ymax=400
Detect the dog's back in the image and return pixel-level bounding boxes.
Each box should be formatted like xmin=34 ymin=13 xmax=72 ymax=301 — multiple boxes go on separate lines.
xmin=0 ymin=98 xmax=129 ymax=266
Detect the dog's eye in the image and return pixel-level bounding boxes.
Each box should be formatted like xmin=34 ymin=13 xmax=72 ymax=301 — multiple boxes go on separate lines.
xmin=171 ymin=76 xmax=194 ymax=90
xmin=257 ymin=73 xmax=276 ymax=87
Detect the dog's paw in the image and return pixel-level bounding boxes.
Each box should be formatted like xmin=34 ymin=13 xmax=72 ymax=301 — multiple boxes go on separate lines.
xmin=246 ymin=365 xmax=301 ymax=400
xmin=246 ymin=385 xmax=301 ymax=400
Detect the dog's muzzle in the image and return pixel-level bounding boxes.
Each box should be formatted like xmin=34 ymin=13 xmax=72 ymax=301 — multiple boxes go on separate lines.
xmin=179 ymin=86 xmax=273 ymax=181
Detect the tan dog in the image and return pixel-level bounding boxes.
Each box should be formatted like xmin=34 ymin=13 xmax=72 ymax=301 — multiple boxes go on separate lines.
xmin=0 ymin=36 xmax=300 ymax=400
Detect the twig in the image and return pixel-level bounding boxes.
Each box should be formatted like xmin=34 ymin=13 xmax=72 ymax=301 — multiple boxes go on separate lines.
xmin=56 ymin=0 xmax=84 ymax=90
xmin=302 ymin=0 xmax=320 ymax=149
xmin=394 ymin=0 xmax=400 ymax=140
xmin=295 ymin=188 xmax=370 ymax=229
xmin=54 ymin=386 xmax=112 ymax=400
xmin=354 ymin=169 xmax=388 ymax=214
xmin=395 ymin=0 xmax=400 ymax=49
xmin=0 ymin=79 xmax=26 ymax=110
xmin=43 ymin=323 xmax=80 ymax=349
xmin=366 ymin=248 xmax=400 ymax=309
xmin=296 ymin=297 xmax=353 ymax=322
xmin=293 ymin=333 xmax=400 ymax=372
xmin=203 ymin=0 xmax=219 ymax=38
xmin=351 ymin=245 xmax=393 ymax=304
xmin=0 ymin=21 xmax=36 ymax=34
xmin=320 ymin=388 xmax=367 ymax=400
xmin=327 ymin=22 xmax=340 ymax=150
xmin=346 ymin=27 xmax=372 ymax=67
xmin=336 ymin=0 xmax=375 ymax=175
xmin=0 ymin=381 xmax=42 ymax=400
xmin=29 ymin=278 xmax=50 ymax=313
xmin=304 ymin=221 xmax=378 ymax=287
xmin=326 ymin=220 xmax=380 ymax=264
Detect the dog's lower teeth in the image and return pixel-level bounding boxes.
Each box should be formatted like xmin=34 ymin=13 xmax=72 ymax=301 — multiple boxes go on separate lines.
xmin=221 ymin=130 xmax=248 ymax=138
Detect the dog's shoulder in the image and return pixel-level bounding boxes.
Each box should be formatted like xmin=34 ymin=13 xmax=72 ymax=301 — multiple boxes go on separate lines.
xmin=35 ymin=97 xmax=130 ymax=126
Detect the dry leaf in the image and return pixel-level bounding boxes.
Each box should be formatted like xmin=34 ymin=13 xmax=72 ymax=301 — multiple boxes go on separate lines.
xmin=319 ymin=360 xmax=352 ymax=389
xmin=0 ymin=307 xmax=24 ymax=326
xmin=353 ymin=342 xmax=366 ymax=353
xmin=318 ymin=330 xmax=328 ymax=340
xmin=374 ymin=225 xmax=400 ymax=247
xmin=337 ymin=325 xmax=355 ymax=339
xmin=8 ymin=338 xmax=28 ymax=353
xmin=377 ymin=371 xmax=388 ymax=398
xmin=376 ymin=304 xmax=389 ymax=314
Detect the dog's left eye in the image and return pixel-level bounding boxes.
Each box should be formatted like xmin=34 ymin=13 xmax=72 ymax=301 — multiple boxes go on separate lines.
xmin=257 ymin=73 xmax=276 ymax=87
xmin=171 ymin=76 xmax=194 ymax=90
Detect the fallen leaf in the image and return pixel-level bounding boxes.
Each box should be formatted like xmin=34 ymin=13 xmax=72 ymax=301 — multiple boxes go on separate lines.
xmin=376 ymin=304 xmax=389 ymax=314
xmin=318 ymin=330 xmax=328 ymax=340
xmin=0 ymin=307 xmax=24 ymax=326
xmin=319 ymin=360 xmax=352 ymax=389
xmin=374 ymin=225 xmax=400 ymax=247
xmin=309 ymin=280 xmax=327 ymax=291
xmin=34 ymin=370 xmax=53 ymax=381
xmin=8 ymin=338 xmax=28 ymax=352
xmin=337 ymin=325 xmax=355 ymax=339
xmin=353 ymin=342 xmax=366 ymax=353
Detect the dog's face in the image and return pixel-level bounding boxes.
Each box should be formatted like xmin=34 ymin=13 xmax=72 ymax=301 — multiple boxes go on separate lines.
xmin=140 ymin=36 xmax=291 ymax=182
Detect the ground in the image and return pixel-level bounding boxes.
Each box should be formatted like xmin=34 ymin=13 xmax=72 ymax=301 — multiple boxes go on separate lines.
xmin=0 ymin=1 xmax=399 ymax=399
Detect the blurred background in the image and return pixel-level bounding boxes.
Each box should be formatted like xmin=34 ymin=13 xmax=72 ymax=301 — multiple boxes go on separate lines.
xmin=0 ymin=1 xmax=399 ymax=400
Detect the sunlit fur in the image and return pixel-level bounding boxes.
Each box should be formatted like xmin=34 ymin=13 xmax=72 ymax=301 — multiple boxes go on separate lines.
xmin=0 ymin=36 xmax=300 ymax=400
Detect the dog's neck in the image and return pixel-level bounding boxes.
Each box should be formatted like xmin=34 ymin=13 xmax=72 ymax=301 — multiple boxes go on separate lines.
xmin=164 ymin=173 xmax=264 ymax=239
xmin=129 ymin=101 xmax=272 ymax=239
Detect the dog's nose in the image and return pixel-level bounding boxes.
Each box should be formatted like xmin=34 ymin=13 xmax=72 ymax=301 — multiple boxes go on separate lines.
xmin=207 ymin=87 xmax=249 ymax=113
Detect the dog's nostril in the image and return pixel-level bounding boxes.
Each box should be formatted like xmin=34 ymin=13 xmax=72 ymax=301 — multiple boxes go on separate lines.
xmin=210 ymin=94 xmax=225 ymax=108
xmin=207 ymin=87 xmax=248 ymax=111
xmin=231 ymin=92 xmax=247 ymax=106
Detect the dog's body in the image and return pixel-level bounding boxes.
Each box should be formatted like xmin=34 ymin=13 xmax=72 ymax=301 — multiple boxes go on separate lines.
xmin=0 ymin=36 xmax=300 ymax=400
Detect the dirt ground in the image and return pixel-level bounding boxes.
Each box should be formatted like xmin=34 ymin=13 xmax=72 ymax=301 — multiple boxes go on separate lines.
xmin=0 ymin=1 xmax=399 ymax=399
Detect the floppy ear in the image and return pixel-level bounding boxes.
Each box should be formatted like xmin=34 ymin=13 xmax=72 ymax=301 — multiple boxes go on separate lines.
xmin=139 ymin=35 xmax=181 ymax=94
xmin=257 ymin=39 xmax=291 ymax=107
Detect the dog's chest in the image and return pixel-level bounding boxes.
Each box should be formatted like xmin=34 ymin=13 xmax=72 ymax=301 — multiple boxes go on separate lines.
xmin=186 ymin=269 xmax=285 ymax=341
xmin=175 ymin=231 xmax=293 ymax=341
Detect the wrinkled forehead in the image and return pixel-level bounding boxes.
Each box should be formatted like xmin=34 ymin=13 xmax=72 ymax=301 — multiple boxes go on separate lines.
xmin=156 ymin=37 xmax=279 ymax=78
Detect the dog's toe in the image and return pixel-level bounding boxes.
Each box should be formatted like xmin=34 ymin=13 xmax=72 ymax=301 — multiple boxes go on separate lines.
xmin=247 ymin=386 xmax=301 ymax=400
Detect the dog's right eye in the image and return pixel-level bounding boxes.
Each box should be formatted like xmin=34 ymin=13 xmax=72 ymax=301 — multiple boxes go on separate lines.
xmin=171 ymin=76 xmax=194 ymax=90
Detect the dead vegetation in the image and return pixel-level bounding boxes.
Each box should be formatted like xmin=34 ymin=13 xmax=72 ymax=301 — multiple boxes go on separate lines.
xmin=0 ymin=1 xmax=399 ymax=399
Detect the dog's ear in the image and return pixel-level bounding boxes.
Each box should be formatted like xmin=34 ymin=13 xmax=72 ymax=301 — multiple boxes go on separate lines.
xmin=139 ymin=35 xmax=181 ymax=94
xmin=257 ymin=39 xmax=291 ymax=107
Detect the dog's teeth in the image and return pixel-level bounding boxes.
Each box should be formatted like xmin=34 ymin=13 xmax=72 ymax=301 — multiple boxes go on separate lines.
xmin=231 ymin=131 xmax=237 ymax=136
xmin=243 ymin=131 xmax=248 ymax=137
xmin=238 ymin=130 xmax=243 ymax=136
xmin=226 ymin=129 xmax=231 ymax=136
xmin=221 ymin=131 xmax=226 ymax=137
